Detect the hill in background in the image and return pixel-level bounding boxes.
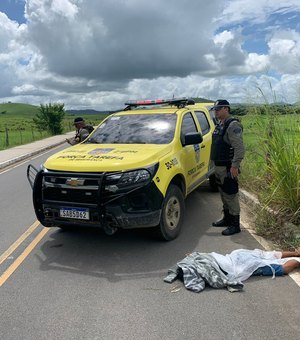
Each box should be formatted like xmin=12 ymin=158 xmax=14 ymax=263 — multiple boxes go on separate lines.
xmin=0 ymin=103 xmax=110 ymax=117
xmin=0 ymin=102 xmax=39 ymax=117
xmin=1 ymin=98 xmax=298 ymax=119
xmin=66 ymin=109 xmax=109 ymax=115
xmin=192 ymin=97 xmax=214 ymax=103
xmin=0 ymin=98 xmax=214 ymax=117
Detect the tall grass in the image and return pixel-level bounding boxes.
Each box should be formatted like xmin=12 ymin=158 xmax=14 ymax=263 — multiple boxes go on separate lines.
xmin=261 ymin=116 xmax=300 ymax=222
xmin=0 ymin=129 xmax=51 ymax=149
xmin=240 ymin=105 xmax=300 ymax=248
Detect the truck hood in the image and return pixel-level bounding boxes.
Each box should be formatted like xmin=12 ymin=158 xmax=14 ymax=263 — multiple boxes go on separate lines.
xmin=44 ymin=143 xmax=172 ymax=172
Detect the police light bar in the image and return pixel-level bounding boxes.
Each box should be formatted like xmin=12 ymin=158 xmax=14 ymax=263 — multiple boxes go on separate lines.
xmin=124 ymin=97 xmax=195 ymax=109
xmin=125 ymin=99 xmax=166 ymax=106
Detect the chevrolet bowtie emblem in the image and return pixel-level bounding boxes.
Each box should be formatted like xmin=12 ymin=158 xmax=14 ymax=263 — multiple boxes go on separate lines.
xmin=66 ymin=178 xmax=84 ymax=186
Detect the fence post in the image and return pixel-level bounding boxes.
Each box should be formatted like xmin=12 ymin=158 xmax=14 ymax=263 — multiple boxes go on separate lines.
xmin=5 ymin=127 xmax=9 ymax=147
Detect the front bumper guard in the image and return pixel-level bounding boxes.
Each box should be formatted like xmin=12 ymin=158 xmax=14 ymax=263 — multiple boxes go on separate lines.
xmin=26 ymin=165 xmax=161 ymax=231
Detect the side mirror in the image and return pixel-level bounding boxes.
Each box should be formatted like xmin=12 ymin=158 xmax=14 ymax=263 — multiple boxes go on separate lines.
xmin=183 ymin=132 xmax=203 ymax=146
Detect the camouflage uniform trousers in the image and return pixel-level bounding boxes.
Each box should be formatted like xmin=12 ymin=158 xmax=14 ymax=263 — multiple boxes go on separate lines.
xmin=215 ymin=165 xmax=240 ymax=216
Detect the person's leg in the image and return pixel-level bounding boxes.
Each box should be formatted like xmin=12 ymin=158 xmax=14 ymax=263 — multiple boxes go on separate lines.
xmin=212 ymin=167 xmax=230 ymax=227
xmin=253 ymin=252 xmax=300 ymax=276
xmin=282 ymin=260 xmax=300 ymax=274
xmin=252 ymin=264 xmax=284 ymax=276
xmin=214 ymin=166 xmax=227 ymax=201
xmin=212 ymin=188 xmax=231 ymax=226
xmin=281 ymin=251 xmax=300 ymax=258
xmin=221 ymin=191 xmax=240 ymax=235
xmin=222 ymin=191 xmax=240 ymax=216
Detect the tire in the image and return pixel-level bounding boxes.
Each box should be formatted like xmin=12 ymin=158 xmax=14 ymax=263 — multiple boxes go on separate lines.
xmin=157 ymin=184 xmax=185 ymax=241
xmin=209 ymin=174 xmax=219 ymax=192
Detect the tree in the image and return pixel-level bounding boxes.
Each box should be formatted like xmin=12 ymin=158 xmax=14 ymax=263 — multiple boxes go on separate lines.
xmin=33 ymin=103 xmax=65 ymax=135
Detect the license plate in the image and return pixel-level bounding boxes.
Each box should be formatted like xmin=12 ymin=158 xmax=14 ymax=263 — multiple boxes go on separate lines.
xmin=60 ymin=207 xmax=90 ymax=220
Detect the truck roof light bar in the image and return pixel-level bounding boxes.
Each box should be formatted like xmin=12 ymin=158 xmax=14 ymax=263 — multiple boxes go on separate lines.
xmin=124 ymin=97 xmax=195 ymax=110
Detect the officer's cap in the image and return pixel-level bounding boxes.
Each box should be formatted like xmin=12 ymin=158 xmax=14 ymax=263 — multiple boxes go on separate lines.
xmin=74 ymin=117 xmax=84 ymax=124
xmin=212 ymin=99 xmax=230 ymax=110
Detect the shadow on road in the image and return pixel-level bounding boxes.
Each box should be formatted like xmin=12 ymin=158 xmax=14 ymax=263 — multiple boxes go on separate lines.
xmin=35 ymin=184 xmax=225 ymax=283
xmin=35 ymin=183 xmax=263 ymax=284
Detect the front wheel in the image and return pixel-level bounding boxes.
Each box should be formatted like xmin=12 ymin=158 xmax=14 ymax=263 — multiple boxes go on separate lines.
xmin=157 ymin=184 xmax=185 ymax=241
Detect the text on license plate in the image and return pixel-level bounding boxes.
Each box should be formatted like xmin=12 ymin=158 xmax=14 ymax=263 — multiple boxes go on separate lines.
xmin=60 ymin=207 xmax=90 ymax=220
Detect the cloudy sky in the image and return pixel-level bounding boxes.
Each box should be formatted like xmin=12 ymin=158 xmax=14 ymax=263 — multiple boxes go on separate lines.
xmin=0 ymin=0 xmax=300 ymax=110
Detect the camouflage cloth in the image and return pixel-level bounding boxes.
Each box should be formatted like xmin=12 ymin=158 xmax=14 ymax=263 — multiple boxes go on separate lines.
xmin=164 ymin=252 xmax=243 ymax=293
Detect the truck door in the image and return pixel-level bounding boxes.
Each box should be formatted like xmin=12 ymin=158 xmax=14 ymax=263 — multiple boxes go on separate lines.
xmin=194 ymin=110 xmax=213 ymax=175
xmin=179 ymin=112 xmax=202 ymax=194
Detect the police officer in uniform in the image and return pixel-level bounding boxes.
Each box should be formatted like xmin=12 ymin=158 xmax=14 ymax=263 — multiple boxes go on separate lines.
xmin=66 ymin=117 xmax=94 ymax=145
xmin=210 ymin=100 xmax=245 ymax=235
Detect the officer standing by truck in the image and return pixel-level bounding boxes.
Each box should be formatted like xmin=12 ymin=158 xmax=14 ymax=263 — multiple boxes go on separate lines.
xmin=210 ymin=99 xmax=245 ymax=236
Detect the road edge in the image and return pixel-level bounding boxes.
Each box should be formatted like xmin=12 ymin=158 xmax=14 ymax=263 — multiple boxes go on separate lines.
xmin=0 ymin=140 xmax=67 ymax=170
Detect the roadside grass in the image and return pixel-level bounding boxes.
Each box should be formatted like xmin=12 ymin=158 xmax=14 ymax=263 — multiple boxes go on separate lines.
xmin=255 ymin=208 xmax=300 ymax=250
xmin=0 ymin=106 xmax=107 ymax=150
xmin=240 ymin=110 xmax=300 ymax=249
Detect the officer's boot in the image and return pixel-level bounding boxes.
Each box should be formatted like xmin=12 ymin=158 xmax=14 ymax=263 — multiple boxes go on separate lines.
xmin=212 ymin=209 xmax=230 ymax=227
xmin=222 ymin=214 xmax=241 ymax=236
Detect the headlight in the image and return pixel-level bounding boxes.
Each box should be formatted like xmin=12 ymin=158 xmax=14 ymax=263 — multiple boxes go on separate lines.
xmin=118 ymin=169 xmax=150 ymax=185
xmin=105 ymin=163 xmax=158 ymax=192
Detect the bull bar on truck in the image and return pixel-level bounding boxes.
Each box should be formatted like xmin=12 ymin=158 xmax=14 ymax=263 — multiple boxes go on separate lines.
xmin=27 ymin=164 xmax=162 ymax=234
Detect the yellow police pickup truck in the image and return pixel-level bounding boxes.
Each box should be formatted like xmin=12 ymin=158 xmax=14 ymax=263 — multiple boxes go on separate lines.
xmin=27 ymin=98 xmax=216 ymax=240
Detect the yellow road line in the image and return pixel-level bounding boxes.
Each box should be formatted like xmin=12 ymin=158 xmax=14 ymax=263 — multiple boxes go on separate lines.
xmin=0 ymin=220 xmax=40 ymax=266
xmin=0 ymin=227 xmax=49 ymax=287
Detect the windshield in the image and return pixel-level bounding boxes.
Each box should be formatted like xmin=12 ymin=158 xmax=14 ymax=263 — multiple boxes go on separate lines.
xmin=86 ymin=113 xmax=177 ymax=144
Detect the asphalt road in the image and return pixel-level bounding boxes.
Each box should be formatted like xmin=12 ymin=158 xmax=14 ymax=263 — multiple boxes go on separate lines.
xmin=0 ymin=146 xmax=299 ymax=340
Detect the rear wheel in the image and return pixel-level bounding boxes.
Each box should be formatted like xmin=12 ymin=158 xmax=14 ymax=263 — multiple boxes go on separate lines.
xmin=157 ymin=184 xmax=185 ymax=241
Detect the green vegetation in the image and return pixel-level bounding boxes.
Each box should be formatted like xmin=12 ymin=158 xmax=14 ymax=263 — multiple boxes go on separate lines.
xmin=231 ymin=103 xmax=300 ymax=116
xmin=0 ymin=102 xmax=106 ymax=150
xmin=239 ymin=107 xmax=300 ymax=249
xmin=192 ymin=97 xmax=214 ymax=103
xmin=33 ymin=103 xmax=66 ymax=135
xmin=0 ymin=102 xmax=39 ymax=116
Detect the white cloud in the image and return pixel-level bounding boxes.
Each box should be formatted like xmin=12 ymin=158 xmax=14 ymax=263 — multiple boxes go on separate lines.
xmin=0 ymin=12 xmax=19 ymax=51
xmin=51 ymin=0 xmax=78 ymax=19
xmin=0 ymin=0 xmax=299 ymax=108
xmin=221 ymin=0 xmax=300 ymax=24
xmin=12 ymin=83 xmax=45 ymax=95
xmin=267 ymin=30 xmax=300 ymax=74
xmin=206 ymin=28 xmax=264 ymax=75
xmin=23 ymin=0 xmax=221 ymax=81
xmin=243 ymin=53 xmax=269 ymax=73
xmin=214 ymin=30 xmax=235 ymax=47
